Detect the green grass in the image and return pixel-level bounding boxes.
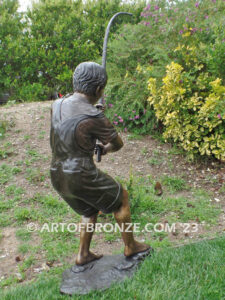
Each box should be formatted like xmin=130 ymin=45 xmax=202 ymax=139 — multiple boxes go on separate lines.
xmin=4 ymin=185 xmax=24 ymax=197
xmin=25 ymin=167 xmax=47 ymax=184
xmin=127 ymin=133 xmax=144 ymax=140
xmin=147 ymin=157 xmax=162 ymax=166
xmin=161 ymin=175 xmax=187 ymax=192
xmin=168 ymin=145 xmax=186 ymax=156
xmin=38 ymin=130 xmax=46 ymax=139
xmin=0 ymin=142 xmax=14 ymax=159
xmin=0 ymin=118 xmax=15 ymax=139
xmin=23 ymin=135 xmax=31 ymax=141
xmin=0 ymin=237 xmax=224 ymax=299
xmin=16 ymin=228 xmax=32 ymax=241
xmin=122 ymin=175 xmax=220 ymax=226
xmin=219 ymin=184 xmax=225 ymax=193
xmin=0 ymin=164 xmax=22 ymax=185
xmin=18 ymin=243 xmax=30 ymax=254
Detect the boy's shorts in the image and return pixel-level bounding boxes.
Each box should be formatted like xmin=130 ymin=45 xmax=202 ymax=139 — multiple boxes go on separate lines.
xmin=50 ymin=158 xmax=123 ymax=217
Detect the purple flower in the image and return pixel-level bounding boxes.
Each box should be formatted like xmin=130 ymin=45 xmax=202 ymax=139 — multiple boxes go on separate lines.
xmin=185 ymin=17 xmax=189 ymax=22
xmin=217 ymin=114 xmax=222 ymax=119
xmin=113 ymin=121 xmax=118 ymax=125
xmin=132 ymin=110 xmax=136 ymax=113
xmin=144 ymin=22 xmax=150 ymax=26
xmin=154 ymin=5 xmax=159 ymax=10
xmin=124 ymin=127 xmax=128 ymax=133
xmin=212 ymin=0 xmax=216 ymax=3
xmin=114 ymin=113 xmax=117 ymax=117
xmin=205 ymin=15 xmax=209 ymax=19
xmin=191 ymin=27 xmax=197 ymax=33
xmin=108 ymin=103 xmax=113 ymax=108
xmin=144 ymin=4 xmax=151 ymax=11
xmin=179 ymin=80 xmax=183 ymax=84
xmin=184 ymin=27 xmax=188 ymax=30
xmin=179 ymin=30 xmax=184 ymax=34
xmin=135 ymin=115 xmax=140 ymax=120
xmin=119 ymin=119 xmax=124 ymax=123
xmin=195 ymin=2 xmax=200 ymax=8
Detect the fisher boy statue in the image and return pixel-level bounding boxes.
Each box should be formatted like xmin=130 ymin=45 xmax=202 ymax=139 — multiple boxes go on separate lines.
xmin=49 ymin=12 xmax=153 ymax=295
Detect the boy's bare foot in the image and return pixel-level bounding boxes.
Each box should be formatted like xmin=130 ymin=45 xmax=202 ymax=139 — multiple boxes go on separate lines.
xmin=124 ymin=241 xmax=150 ymax=257
xmin=76 ymin=251 xmax=103 ymax=265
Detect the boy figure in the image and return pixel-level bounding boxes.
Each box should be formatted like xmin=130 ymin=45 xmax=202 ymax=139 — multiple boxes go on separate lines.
xmin=50 ymin=62 xmax=150 ymax=265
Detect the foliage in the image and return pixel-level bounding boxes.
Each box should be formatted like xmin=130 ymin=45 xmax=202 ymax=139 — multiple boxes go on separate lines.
xmin=0 ymin=0 xmax=23 ymax=95
xmin=105 ymin=64 xmax=157 ymax=134
xmin=0 ymin=120 xmax=8 ymax=139
xmin=0 ymin=0 xmax=144 ymax=101
xmin=148 ymin=58 xmax=225 ymax=160
xmin=106 ymin=0 xmax=225 ymax=158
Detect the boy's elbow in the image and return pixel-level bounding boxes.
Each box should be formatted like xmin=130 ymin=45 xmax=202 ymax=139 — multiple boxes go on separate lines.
xmin=117 ymin=139 xmax=124 ymax=150
xmin=112 ymin=135 xmax=123 ymax=151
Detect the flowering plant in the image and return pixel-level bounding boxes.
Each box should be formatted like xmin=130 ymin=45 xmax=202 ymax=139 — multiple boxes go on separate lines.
xmin=105 ymin=64 xmax=157 ymax=134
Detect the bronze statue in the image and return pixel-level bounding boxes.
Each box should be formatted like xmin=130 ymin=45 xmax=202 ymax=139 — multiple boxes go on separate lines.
xmin=50 ymin=61 xmax=150 ymax=266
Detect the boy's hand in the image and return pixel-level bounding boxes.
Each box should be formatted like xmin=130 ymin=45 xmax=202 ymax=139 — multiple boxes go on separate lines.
xmin=95 ymin=143 xmax=107 ymax=163
xmin=95 ymin=143 xmax=107 ymax=155
xmin=95 ymin=103 xmax=106 ymax=112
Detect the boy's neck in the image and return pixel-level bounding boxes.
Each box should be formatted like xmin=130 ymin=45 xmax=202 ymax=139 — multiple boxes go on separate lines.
xmin=74 ymin=92 xmax=98 ymax=106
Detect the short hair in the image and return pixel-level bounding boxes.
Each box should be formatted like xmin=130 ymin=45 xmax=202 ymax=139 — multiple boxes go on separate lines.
xmin=73 ymin=62 xmax=107 ymax=96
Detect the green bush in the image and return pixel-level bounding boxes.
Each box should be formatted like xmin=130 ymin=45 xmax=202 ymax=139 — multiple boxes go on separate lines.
xmin=106 ymin=0 xmax=225 ymax=159
xmin=148 ymin=60 xmax=225 ymax=160
xmin=0 ymin=0 xmax=24 ymax=95
xmin=1 ymin=0 xmax=144 ymax=101
xmin=105 ymin=64 xmax=157 ymax=134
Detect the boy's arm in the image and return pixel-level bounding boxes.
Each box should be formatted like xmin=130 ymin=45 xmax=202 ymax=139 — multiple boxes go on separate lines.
xmin=91 ymin=115 xmax=124 ymax=156
xmin=103 ymin=135 xmax=123 ymax=154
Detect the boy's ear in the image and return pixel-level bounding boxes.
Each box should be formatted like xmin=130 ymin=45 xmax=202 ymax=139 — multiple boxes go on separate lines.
xmin=96 ymin=86 xmax=101 ymax=95
xmin=96 ymin=86 xmax=103 ymax=97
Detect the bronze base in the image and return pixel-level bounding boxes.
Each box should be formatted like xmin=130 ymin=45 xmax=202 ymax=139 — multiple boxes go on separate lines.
xmin=60 ymin=247 xmax=153 ymax=295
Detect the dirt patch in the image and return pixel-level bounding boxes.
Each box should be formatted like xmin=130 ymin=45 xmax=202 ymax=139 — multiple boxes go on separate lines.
xmin=0 ymin=228 xmax=20 ymax=279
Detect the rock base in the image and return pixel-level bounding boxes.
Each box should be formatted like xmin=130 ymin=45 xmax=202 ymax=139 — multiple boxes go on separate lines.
xmin=60 ymin=248 xmax=153 ymax=295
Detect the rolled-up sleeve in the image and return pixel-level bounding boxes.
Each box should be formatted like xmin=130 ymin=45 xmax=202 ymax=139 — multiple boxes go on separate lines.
xmin=91 ymin=116 xmax=118 ymax=145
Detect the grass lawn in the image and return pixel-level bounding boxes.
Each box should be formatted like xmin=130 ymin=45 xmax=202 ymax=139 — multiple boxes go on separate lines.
xmin=0 ymin=237 xmax=224 ymax=300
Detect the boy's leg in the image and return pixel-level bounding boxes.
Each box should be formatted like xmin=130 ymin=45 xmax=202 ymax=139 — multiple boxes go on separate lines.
xmin=114 ymin=188 xmax=150 ymax=257
xmin=76 ymin=213 xmax=103 ymax=265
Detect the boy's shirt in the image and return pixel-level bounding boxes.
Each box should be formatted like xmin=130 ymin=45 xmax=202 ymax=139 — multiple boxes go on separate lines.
xmin=50 ymin=93 xmax=118 ymax=163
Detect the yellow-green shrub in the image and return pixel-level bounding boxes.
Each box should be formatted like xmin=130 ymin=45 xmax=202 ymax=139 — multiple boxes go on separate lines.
xmin=148 ymin=50 xmax=225 ymax=161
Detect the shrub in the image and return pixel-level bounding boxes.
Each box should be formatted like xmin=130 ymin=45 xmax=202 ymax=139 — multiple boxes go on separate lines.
xmin=7 ymin=0 xmax=144 ymax=101
xmin=106 ymin=0 xmax=225 ymax=160
xmin=105 ymin=64 xmax=157 ymax=134
xmin=148 ymin=59 xmax=225 ymax=160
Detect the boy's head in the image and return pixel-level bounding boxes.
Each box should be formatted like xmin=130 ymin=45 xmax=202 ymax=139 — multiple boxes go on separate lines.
xmin=73 ymin=62 xmax=107 ymax=97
